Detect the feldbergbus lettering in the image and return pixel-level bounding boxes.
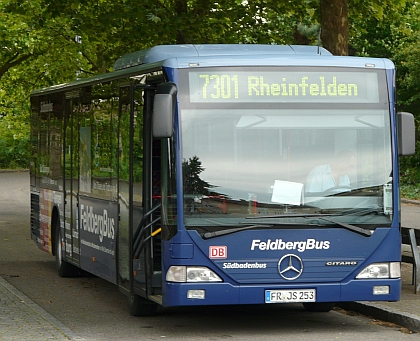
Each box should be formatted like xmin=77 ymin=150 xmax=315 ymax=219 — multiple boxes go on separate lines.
xmin=251 ymin=238 xmax=330 ymax=252
xmin=80 ymin=204 xmax=115 ymax=242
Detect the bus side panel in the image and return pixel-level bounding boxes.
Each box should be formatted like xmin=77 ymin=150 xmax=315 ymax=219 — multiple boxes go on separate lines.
xmin=30 ymin=189 xmax=65 ymax=257
xmin=29 ymin=97 xmax=41 ymax=247
xmin=30 ymin=190 xmax=50 ymax=253
xmin=79 ymin=197 xmax=118 ymax=284
xmin=30 ymin=191 xmax=42 ymax=248
xmin=30 ymin=93 xmax=66 ymax=256
xmin=40 ymin=189 xmax=64 ymax=254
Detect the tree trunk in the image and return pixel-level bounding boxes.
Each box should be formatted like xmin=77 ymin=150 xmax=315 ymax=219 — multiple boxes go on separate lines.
xmin=0 ymin=53 xmax=33 ymax=79
xmin=293 ymin=26 xmax=311 ymax=45
xmin=175 ymin=0 xmax=188 ymax=44
xmin=320 ymin=0 xmax=348 ymax=56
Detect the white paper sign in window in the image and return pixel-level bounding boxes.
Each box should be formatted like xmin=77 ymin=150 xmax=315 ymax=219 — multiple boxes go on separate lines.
xmin=271 ymin=180 xmax=304 ymax=206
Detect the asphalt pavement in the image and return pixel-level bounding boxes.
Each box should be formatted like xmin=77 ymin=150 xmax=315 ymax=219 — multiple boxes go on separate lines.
xmin=1 ymin=263 xmax=420 ymax=340
xmin=338 ymin=198 xmax=420 ymax=333
xmin=1 ymin=189 xmax=420 ymax=338
xmin=0 ymin=275 xmax=82 ymax=340
xmin=339 ymin=262 xmax=420 ymax=333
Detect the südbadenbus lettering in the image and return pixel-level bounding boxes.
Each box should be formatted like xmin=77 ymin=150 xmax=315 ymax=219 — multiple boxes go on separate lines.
xmin=223 ymin=262 xmax=267 ymax=269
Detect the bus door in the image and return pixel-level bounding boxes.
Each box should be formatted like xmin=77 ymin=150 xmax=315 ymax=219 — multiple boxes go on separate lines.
xmin=117 ymin=85 xmax=133 ymax=293
xmin=63 ymin=96 xmax=80 ymax=265
xmin=118 ymin=84 xmax=162 ymax=302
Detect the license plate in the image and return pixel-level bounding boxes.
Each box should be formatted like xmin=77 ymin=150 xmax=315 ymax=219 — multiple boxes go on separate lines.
xmin=265 ymin=289 xmax=316 ymax=303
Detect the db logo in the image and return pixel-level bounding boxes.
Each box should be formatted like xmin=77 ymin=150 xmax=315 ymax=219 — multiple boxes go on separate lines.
xmin=209 ymin=246 xmax=227 ymax=259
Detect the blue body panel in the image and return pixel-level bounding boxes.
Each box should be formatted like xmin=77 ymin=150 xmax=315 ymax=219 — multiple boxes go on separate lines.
xmin=161 ymin=227 xmax=401 ymax=306
xmin=163 ymin=279 xmax=400 ymax=306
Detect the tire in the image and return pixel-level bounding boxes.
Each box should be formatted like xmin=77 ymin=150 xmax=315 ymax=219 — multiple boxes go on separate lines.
xmin=302 ymin=302 xmax=335 ymax=312
xmin=54 ymin=219 xmax=80 ymax=277
xmin=128 ymin=293 xmax=158 ymax=316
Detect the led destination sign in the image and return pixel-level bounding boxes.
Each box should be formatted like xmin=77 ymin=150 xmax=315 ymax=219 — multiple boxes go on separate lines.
xmin=189 ymin=71 xmax=380 ymax=104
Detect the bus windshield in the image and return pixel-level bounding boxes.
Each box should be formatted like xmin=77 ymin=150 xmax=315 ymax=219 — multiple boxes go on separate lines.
xmin=178 ymin=66 xmax=392 ymax=232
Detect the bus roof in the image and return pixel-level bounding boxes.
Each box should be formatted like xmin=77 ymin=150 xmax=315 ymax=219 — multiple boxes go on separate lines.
xmin=113 ymin=44 xmax=332 ymax=70
xmin=31 ymin=44 xmax=394 ymax=96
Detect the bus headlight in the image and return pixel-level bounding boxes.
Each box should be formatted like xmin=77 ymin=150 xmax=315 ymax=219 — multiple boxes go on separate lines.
xmin=166 ymin=266 xmax=222 ymax=283
xmin=356 ymin=262 xmax=400 ymax=279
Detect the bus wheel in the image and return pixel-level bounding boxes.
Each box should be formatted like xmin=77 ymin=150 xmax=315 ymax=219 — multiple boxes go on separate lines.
xmin=54 ymin=222 xmax=79 ymax=277
xmin=302 ymin=302 xmax=335 ymax=312
xmin=128 ymin=293 xmax=158 ymax=316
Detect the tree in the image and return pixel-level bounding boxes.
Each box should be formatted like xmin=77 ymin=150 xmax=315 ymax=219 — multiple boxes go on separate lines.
xmin=393 ymin=3 xmax=420 ymax=114
xmin=320 ymin=0 xmax=348 ymax=55
xmin=293 ymin=0 xmax=408 ymax=56
xmin=0 ymin=0 xmax=419 ymax=172
xmin=0 ymin=0 xmax=83 ymax=80
xmin=182 ymin=156 xmax=213 ymax=196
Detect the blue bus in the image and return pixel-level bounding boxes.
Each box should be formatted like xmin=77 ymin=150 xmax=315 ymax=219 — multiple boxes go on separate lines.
xmin=30 ymin=44 xmax=415 ymax=315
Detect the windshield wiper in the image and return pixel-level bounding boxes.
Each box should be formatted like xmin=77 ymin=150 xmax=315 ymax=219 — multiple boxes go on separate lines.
xmin=202 ymin=209 xmax=374 ymax=239
xmin=246 ymin=213 xmax=372 ymax=237
xmin=341 ymin=207 xmax=385 ymax=216
xmin=202 ymin=221 xmax=325 ymax=239
xmin=316 ymin=216 xmax=372 ymax=237
xmin=203 ymin=224 xmax=271 ymax=239
xmin=245 ymin=213 xmax=341 ymax=219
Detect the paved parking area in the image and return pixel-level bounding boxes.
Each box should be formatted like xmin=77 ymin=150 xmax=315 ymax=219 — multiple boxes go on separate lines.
xmin=0 ymin=276 xmax=81 ymax=341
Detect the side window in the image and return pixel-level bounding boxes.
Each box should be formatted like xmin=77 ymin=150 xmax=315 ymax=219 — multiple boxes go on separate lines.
xmin=133 ymin=88 xmax=144 ymax=206
xmin=78 ymin=83 xmax=119 ymax=200
xmin=118 ymin=86 xmax=131 ymax=203
xmin=49 ymin=103 xmax=63 ymax=184
xmin=78 ymin=91 xmax=92 ymax=194
xmin=119 ymin=83 xmax=145 ymax=208
xmin=30 ymin=97 xmax=39 ymax=186
xmin=35 ymin=93 xmax=64 ymax=190
xmin=38 ymin=110 xmax=49 ymax=181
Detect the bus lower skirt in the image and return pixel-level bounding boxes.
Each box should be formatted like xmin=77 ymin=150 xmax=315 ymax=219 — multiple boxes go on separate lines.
xmin=161 ymin=279 xmax=401 ymax=307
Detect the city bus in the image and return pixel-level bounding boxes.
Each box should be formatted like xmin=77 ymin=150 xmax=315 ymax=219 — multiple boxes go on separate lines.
xmin=30 ymin=44 xmax=416 ymax=316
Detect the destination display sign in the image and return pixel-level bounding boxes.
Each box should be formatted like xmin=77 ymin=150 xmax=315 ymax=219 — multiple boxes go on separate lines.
xmin=188 ymin=70 xmax=380 ymax=104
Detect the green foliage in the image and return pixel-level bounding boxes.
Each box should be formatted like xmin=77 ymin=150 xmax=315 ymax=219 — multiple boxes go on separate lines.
xmin=353 ymin=2 xmax=420 ymax=191
xmin=394 ymin=18 xmax=420 ymax=113
xmin=401 ymin=184 xmax=420 ymax=200
xmin=0 ymin=0 xmax=420 ymax=188
xmin=0 ymin=109 xmax=30 ymax=168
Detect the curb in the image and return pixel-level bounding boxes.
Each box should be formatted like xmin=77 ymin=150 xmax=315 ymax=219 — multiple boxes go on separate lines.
xmin=338 ymin=302 xmax=420 ymax=333
xmin=0 ymin=169 xmax=28 ymax=173
xmin=402 ymin=198 xmax=420 ymax=206
xmin=0 ymin=276 xmax=83 ymax=340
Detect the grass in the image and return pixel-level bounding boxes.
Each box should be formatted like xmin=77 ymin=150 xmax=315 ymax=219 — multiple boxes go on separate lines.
xmin=401 ymin=185 xmax=420 ymax=201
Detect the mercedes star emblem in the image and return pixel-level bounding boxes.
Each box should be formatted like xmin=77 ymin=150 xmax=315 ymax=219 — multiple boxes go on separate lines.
xmin=278 ymin=254 xmax=304 ymax=280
